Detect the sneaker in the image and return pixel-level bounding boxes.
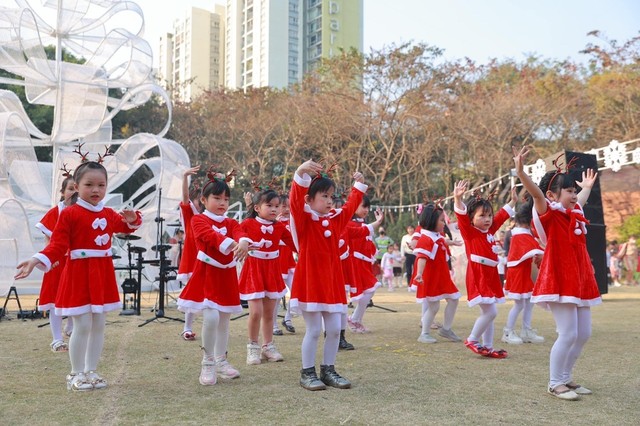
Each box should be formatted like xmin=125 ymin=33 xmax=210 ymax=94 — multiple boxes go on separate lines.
xmin=482 ymin=348 xmax=508 ymax=359
xmin=199 ymin=356 xmax=217 ymax=385
xmin=417 ymin=333 xmax=437 ymax=343
xmin=464 ymin=339 xmax=490 ymax=356
xmin=66 ymin=372 xmax=93 ymax=391
xmin=347 ymin=316 xmax=358 ymax=332
xmin=521 ymin=328 xmax=544 ymax=343
xmin=282 ymin=319 xmax=296 ymax=333
xmin=51 ymin=340 xmax=68 ymax=352
xmin=438 ymin=328 xmax=462 ymax=342
xmin=501 ymin=329 xmax=524 ymax=345
xmin=320 ymin=364 xmax=351 ymax=389
xmin=565 ymin=382 xmax=592 ymax=395
xmin=355 ymin=322 xmax=370 ymax=333
xmin=246 ymin=342 xmax=262 ymax=365
xmin=300 ymin=367 xmax=326 ymax=391
xmin=548 ymin=386 xmax=580 ymax=400
xmin=86 ymin=371 xmax=108 ymax=390
xmin=215 ymin=355 xmax=240 ymax=379
xmin=273 ymin=327 xmax=284 ymax=336
xmin=261 ymin=342 xmax=284 ymax=362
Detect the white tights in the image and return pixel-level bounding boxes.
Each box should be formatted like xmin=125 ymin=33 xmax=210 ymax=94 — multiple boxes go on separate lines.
xmin=548 ymin=303 xmax=592 ymax=389
xmin=467 ymin=303 xmax=497 ymax=349
xmin=69 ymin=312 xmax=105 ymax=374
xmin=273 ymin=272 xmax=294 ymax=325
xmin=183 ymin=312 xmax=195 ymax=333
xmin=505 ymin=299 xmax=534 ymax=330
xmin=421 ymin=298 xmax=458 ymax=334
xmin=351 ymin=291 xmax=373 ymax=323
xmin=301 ymin=311 xmax=341 ymax=369
xmin=201 ymin=308 xmax=231 ymax=359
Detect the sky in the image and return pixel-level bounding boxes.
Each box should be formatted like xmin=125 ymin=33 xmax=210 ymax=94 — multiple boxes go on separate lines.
xmin=130 ymin=0 xmax=640 ymax=66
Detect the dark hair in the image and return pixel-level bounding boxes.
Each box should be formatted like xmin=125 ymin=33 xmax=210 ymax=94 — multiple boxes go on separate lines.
xmin=360 ymin=195 xmax=371 ymax=208
xmin=248 ymin=189 xmax=280 ymax=219
xmin=466 ymin=198 xmax=493 ymax=220
xmin=279 ymin=193 xmax=289 ymax=204
xmin=73 ymin=161 xmax=108 ymax=184
xmin=418 ymin=203 xmax=444 ymax=232
xmin=514 ymin=198 xmax=534 ymax=226
xmin=59 ymin=176 xmax=75 ymax=201
xmin=201 ymin=179 xmax=231 ymax=199
xmin=308 ymin=176 xmax=336 ymax=199
xmin=538 ymin=171 xmax=577 ymax=197
xmin=332 ymin=196 xmax=344 ymax=208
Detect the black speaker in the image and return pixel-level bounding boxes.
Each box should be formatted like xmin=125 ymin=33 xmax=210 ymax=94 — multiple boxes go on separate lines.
xmin=564 ymin=151 xmax=604 ymax=225
xmin=585 ymin=223 xmax=608 ymax=295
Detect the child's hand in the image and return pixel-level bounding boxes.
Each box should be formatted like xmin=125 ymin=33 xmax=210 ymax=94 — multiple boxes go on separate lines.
xmin=183 ymin=165 xmax=200 ymax=178
xmin=512 ymin=145 xmax=529 ymax=174
xmin=453 ymin=180 xmax=468 ymax=199
xmin=15 ymin=258 xmax=41 ymax=280
xmin=233 ymin=240 xmax=249 ymax=262
xmin=121 ymin=208 xmax=138 ymax=224
xmin=243 ymin=192 xmax=253 ymax=207
xmin=296 ymin=159 xmax=323 ymax=177
xmin=414 ymin=275 xmax=423 ymax=284
xmin=577 ymin=169 xmax=598 ymax=191
xmin=374 ymin=208 xmax=383 ymax=223
xmin=353 ymin=172 xmax=364 ymax=184
xmin=508 ymin=186 xmax=519 ymax=207
xmin=448 ymin=238 xmax=463 ymax=247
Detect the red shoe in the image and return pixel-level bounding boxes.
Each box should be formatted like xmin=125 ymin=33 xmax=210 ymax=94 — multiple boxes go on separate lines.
xmin=483 ymin=349 xmax=508 ymax=359
xmin=464 ymin=339 xmax=490 ymax=355
xmin=181 ymin=331 xmax=196 ymax=341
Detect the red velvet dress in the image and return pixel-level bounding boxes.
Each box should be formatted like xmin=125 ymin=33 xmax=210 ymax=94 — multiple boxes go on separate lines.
xmin=238 ymin=217 xmax=295 ymax=300
xmin=177 ymin=210 xmax=247 ymax=314
xmin=339 ymin=223 xmax=374 ymax=295
xmin=348 ymin=218 xmax=380 ymax=301
xmin=289 ymin=174 xmax=366 ymax=313
xmin=531 ymin=201 xmax=601 ymax=307
xmin=454 ymin=204 xmax=514 ymax=306
xmin=34 ymin=199 xmax=142 ymax=316
xmin=177 ymin=201 xmax=199 ymax=283
xmin=35 ymin=202 xmax=68 ymax=311
xmin=414 ymin=229 xmax=460 ymax=303
xmin=504 ymin=227 xmax=543 ymax=300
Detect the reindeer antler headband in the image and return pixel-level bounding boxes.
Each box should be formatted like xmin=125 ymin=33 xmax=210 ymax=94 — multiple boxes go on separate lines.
xmin=312 ymin=159 xmax=338 ymax=182
xmin=73 ymin=143 xmax=113 ymax=164
xmin=546 ymin=153 xmax=579 ymax=192
xmin=201 ymin=165 xmax=237 ymax=194
xmin=471 ymin=188 xmax=498 ymax=202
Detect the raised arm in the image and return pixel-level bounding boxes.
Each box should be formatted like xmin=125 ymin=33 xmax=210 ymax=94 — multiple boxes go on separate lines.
xmin=453 ymin=180 xmax=468 ymax=212
xmin=576 ymin=168 xmax=598 ymax=207
xmin=182 ymin=166 xmax=200 ymax=204
xmin=513 ymin=145 xmax=547 ymax=216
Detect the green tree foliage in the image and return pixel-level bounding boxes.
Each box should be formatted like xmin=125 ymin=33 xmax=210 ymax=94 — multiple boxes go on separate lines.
xmin=618 ymin=211 xmax=640 ymax=239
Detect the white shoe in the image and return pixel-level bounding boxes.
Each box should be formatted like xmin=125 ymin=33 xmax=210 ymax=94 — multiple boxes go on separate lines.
xmin=86 ymin=371 xmax=108 ymax=390
xmin=246 ymin=342 xmax=262 ymax=365
xmin=521 ymin=328 xmax=544 ymax=343
xmin=566 ymin=383 xmax=592 ymax=395
xmin=261 ymin=342 xmax=284 ymax=362
xmin=501 ymin=329 xmax=523 ymax=345
xmin=66 ymin=372 xmax=93 ymax=391
xmin=199 ymin=356 xmax=217 ymax=385
xmin=417 ymin=333 xmax=437 ymax=343
xmin=215 ymin=355 xmax=240 ymax=379
xmin=548 ymin=386 xmax=580 ymax=400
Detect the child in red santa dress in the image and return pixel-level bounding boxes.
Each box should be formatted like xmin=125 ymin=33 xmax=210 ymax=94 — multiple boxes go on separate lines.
xmin=453 ymin=181 xmax=516 ymax=359
xmin=177 ymin=169 xmax=249 ymax=386
xmin=289 ymin=160 xmax=367 ymax=391
xmin=501 ymin=199 xmax=545 ymax=345
xmin=514 ymin=146 xmax=600 ymax=401
xmin=238 ymin=188 xmax=295 ymax=365
xmin=274 ymin=193 xmax=297 ymax=335
xmin=36 ymin=173 xmax=77 ymax=352
xmin=16 ymin=160 xmax=142 ymax=392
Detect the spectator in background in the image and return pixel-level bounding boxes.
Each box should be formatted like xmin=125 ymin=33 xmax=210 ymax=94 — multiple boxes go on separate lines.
xmin=400 ymin=225 xmax=416 ymax=287
xmin=374 ymin=227 xmax=394 ymax=264
xmin=620 ymin=236 xmax=638 ymax=285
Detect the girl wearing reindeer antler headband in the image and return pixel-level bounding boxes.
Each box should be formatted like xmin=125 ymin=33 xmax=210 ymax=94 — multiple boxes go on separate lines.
xmin=453 ymin=179 xmax=517 ymax=360
xmin=514 ymin=146 xmax=600 ymax=401
xmin=15 ymin=147 xmax=142 ymax=392
xmin=34 ymin=166 xmax=78 ymax=354
xmin=176 ymin=166 xmax=249 ymax=386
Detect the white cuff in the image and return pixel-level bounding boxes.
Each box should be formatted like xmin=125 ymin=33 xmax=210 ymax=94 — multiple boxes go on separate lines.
xmin=354 ymin=181 xmax=368 ymax=193
xmin=294 ymin=172 xmax=312 ymax=188
xmin=454 ymin=204 xmax=467 ymax=215
xmin=219 ymin=237 xmax=235 ymax=255
xmin=502 ymin=204 xmax=516 ymax=217
xmin=33 ymin=253 xmax=51 ymax=272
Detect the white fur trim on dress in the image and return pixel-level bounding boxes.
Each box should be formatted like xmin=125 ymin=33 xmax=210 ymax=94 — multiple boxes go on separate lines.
xmin=415 ymin=292 xmax=461 ymax=303
xmin=353 ymin=181 xmax=368 ymax=193
xmin=294 ymin=172 xmax=312 ymax=187
xmin=290 ymin=299 xmax=348 ymax=314
xmin=177 ymin=298 xmax=243 ymax=314
xmin=467 ymin=295 xmax=506 ymax=307
xmin=33 ymin=253 xmax=52 ymax=272
xmin=70 ymin=248 xmax=112 ymax=259
xmin=506 ymin=249 xmax=544 ymax=267
xmin=54 ymin=301 xmax=121 ymax=316
xmin=35 ymin=222 xmax=52 ymax=237
xmin=531 ymin=294 xmax=602 ymax=309
xmin=470 ymin=254 xmax=499 ymax=267
xmin=196 ymin=251 xmax=237 ymax=268
xmin=454 ymin=204 xmax=467 ymax=215
xmin=505 ymin=291 xmax=532 ymax=300
xmin=413 ymin=246 xmax=437 ymax=260
xmin=502 ymin=204 xmax=516 ymax=217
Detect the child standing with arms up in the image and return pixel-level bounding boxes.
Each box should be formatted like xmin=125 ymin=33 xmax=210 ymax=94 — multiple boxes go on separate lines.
xmin=289 ymin=160 xmax=367 ymax=390
xmin=514 ymin=146 xmax=601 ymax=400
xmin=239 ymin=188 xmax=295 ymax=365
xmin=413 ymin=203 xmax=462 ymax=343
xmin=177 ymin=169 xmax=249 ymax=385
xmin=453 ymin=181 xmax=516 ymax=358
xmin=501 ymin=199 xmax=545 ymax=345
xmin=36 ymin=173 xmax=77 ymax=352
xmin=177 ymin=165 xmax=202 ymax=341
xmin=16 ymin=160 xmax=142 ymax=391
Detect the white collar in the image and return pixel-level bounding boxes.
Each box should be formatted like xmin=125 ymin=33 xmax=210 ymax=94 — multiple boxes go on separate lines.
xmin=511 ymin=227 xmax=532 ymax=236
xmin=304 ymin=204 xmax=341 ymax=221
xmin=203 ymin=209 xmax=226 ymax=223
xmin=421 ymin=229 xmax=443 ymax=242
xmin=76 ymin=198 xmax=105 ymax=212
xmin=255 ymin=216 xmax=274 ymax=225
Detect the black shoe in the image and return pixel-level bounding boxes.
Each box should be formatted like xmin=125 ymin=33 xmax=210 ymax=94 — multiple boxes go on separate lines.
xmin=339 ymin=330 xmax=355 ymax=350
xmin=282 ymin=319 xmax=296 ymax=334
xmin=320 ymin=365 xmax=351 ymax=389
xmin=300 ymin=367 xmax=326 ymax=391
